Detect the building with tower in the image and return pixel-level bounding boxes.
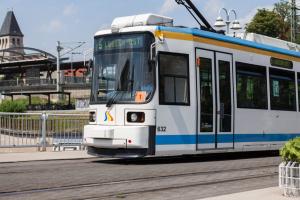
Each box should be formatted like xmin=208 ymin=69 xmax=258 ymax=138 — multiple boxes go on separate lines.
xmin=0 ymin=10 xmax=91 ymax=110
xmin=0 ymin=11 xmax=24 ymax=56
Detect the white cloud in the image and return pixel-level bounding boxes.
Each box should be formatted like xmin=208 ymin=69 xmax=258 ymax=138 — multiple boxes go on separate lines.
xmin=201 ymin=0 xmax=226 ymax=26
xmin=204 ymin=0 xmax=223 ymax=17
xmin=63 ymin=3 xmax=78 ymax=16
xmin=159 ymin=0 xmax=204 ymax=15
xmin=42 ymin=19 xmax=63 ymax=33
xmin=49 ymin=20 xmax=63 ymax=31
xmin=159 ymin=0 xmax=178 ymax=15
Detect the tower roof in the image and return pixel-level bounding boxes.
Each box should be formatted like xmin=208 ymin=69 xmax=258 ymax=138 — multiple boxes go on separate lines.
xmin=0 ymin=11 xmax=23 ymax=37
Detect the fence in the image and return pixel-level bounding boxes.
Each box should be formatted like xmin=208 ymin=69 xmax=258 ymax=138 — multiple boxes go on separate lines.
xmin=279 ymin=161 xmax=300 ymax=197
xmin=0 ymin=78 xmax=56 ymax=87
xmin=0 ymin=76 xmax=91 ymax=88
xmin=0 ymin=112 xmax=89 ymax=151
xmin=63 ymin=76 xmax=91 ymax=85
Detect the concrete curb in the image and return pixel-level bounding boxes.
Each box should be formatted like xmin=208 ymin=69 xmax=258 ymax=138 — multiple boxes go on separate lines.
xmin=0 ymin=151 xmax=94 ymax=163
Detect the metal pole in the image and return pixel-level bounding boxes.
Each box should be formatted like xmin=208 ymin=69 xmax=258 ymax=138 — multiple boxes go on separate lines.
xmin=40 ymin=112 xmax=48 ymax=151
xmin=223 ymin=8 xmax=230 ymax=34
xmin=71 ymin=53 xmax=73 ymax=83
xmin=56 ymin=41 xmax=61 ymax=92
xmin=83 ymin=52 xmax=86 ymax=67
xmin=226 ymin=20 xmax=230 ymax=35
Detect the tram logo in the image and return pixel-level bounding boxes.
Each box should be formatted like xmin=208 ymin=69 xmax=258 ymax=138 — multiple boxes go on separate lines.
xmin=104 ymin=111 xmax=114 ymax=122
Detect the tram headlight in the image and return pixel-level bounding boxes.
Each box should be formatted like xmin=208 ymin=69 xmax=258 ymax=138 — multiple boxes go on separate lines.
xmin=89 ymin=111 xmax=96 ymax=122
xmin=127 ymin=112 xmax=145 ymax=123
xmin=130 ymin=113 xmax=138 ymax=122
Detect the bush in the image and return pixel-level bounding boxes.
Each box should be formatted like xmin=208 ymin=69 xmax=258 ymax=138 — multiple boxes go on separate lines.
xmin=280 ymin=137 xmax=300 ymax=163
xmin=0 ymin=100 xmax=27 ymax=113
xmin=31 ymin=97 xmax=48 ymax=104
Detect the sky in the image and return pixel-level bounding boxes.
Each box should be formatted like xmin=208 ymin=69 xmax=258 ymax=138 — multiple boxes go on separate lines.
xmin=0 ymin=0 xmax=280 ymax=60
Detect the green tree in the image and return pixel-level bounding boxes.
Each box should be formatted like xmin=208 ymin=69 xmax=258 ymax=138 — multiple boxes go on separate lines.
xmin=274 ymin=0 xmax=292 ymax=40
xmin=246 ymin=1 xmax=292 ymax=41
xmin=245 ymin=9 xmax=282 ymax=38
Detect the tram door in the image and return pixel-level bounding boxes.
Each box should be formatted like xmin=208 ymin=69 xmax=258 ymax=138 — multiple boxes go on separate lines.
xmin=196 ymin=49 xmax=234 ymax=150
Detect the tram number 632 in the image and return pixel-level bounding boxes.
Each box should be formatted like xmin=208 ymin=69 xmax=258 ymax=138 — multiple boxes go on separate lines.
xmin=157 ymin=126 xmax=167 ymax=132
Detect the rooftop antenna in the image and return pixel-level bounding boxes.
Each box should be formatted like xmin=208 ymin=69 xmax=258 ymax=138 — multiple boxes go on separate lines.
xmin=175 ymin=0 xmax=217 ymax=33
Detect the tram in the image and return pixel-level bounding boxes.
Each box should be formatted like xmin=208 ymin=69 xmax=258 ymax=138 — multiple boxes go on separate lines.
xmin=84 ymin=0 xmax=300 ymax=157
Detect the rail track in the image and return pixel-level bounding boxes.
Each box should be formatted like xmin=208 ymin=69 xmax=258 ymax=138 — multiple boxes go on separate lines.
xmin=0 ymin=162 xmax=278 ymax=199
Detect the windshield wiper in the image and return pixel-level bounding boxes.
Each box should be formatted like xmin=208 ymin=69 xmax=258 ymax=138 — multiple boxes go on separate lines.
xmin=106 ymin=91 xmax=123 ymax=108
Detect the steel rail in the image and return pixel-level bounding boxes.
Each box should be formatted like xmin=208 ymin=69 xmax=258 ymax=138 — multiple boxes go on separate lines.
xmin=0 ymin=163 xmax=278 ymax=198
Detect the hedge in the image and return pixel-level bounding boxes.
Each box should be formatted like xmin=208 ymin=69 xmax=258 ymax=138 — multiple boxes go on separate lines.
xmin=280 ymin=137 xmax=300 ymax=163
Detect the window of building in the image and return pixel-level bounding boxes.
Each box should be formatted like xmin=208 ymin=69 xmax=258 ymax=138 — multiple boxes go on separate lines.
xmin=12 ymin=38 xmax=15 ymax=45
xmin=17 ymin=38 xmax=20 ymax=45
xmin=236 ymin=62 xmax=267 ymax=109
xmin=270 ymin=68 xmax=296 ymax=111
xmin=159 ymin=52 xmax=190 ymax=105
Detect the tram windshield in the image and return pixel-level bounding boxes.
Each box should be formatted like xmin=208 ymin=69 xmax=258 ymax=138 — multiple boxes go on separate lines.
xmin=91 ymin=32 xmax=155 ymax=105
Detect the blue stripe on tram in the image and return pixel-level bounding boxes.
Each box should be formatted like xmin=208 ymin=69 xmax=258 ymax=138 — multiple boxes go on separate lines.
xmin=156 ymin=134 xmax=300 ymax=145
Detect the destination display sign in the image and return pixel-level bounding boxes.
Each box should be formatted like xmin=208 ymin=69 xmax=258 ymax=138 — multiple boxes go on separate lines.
xmin=270 ymin=57 xmax=293 ymax=69
xmin=96 ymin=35 xmax=144 ymax=51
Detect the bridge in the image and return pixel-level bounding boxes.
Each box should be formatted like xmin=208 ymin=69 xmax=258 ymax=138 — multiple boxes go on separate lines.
xmin=0 ymin=46 xmax=92 ymax=93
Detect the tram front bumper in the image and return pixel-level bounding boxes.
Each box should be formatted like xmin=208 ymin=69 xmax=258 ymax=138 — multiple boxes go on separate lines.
xmin=83 ymin=125 xmax=149 ymax=149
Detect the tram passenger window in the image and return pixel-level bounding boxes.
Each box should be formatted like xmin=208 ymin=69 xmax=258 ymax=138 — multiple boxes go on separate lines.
xmin=159 ymin=52 xmax=190 ymax=105
xmin=298 ymin=73 xmax=300 ymax=111
xmin=199 ymin=58 xmax=213 ymax=132
xmin=236 ymin=62 xmax=267 ymax=109
xmin=270 ymin=68 xmax=296 ymax=111
xmin=219 ymin=60 xmax=232 ymax=132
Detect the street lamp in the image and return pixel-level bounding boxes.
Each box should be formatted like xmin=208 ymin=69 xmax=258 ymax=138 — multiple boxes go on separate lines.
xmin=214 ymin=8 xmax=242 ymax=35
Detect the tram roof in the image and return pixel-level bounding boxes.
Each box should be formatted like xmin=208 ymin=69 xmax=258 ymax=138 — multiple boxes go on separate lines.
xmin=156 ymin=26 xmax=300 ymax=62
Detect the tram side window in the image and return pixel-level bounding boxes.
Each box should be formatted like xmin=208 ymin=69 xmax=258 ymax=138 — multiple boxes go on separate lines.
xmin=298 ymin=73 xmax=300 ymax=111
xmin=199 ymin=58 xmax=213 ymax=132
xmin=159 ymin=52 xmax=190 ymax=105
xmin=270 ymin=68 xmax=296 ymax=111
xmin=236 ymin=62 xmax=267 ymax=109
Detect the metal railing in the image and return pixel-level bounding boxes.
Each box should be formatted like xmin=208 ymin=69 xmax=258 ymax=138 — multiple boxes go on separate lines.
xmin=0 ymin=78 xmax=56 ymax=87
xmin=0 ymin=112 xmax=89 ymax=151
xmin=0 ymin=77 xmax=91 ymax=88
xmin=279 ymin=161 xmax=300 ymax=197
xmin=63 ymin=76 xmax=91 ymax=85
xmin=27 ymin=104 xmax=75 ymax=111
xmin=0 ymin=113 xmax=41 ymax=148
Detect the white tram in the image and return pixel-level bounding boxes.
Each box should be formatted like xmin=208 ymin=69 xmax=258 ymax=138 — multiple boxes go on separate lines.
xmin=84 ymin=12 xmax=300 ymax=157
